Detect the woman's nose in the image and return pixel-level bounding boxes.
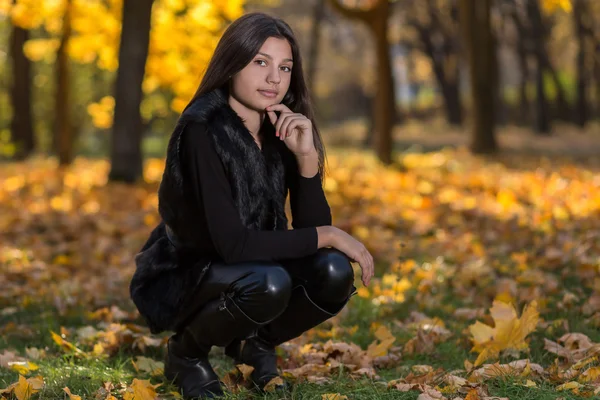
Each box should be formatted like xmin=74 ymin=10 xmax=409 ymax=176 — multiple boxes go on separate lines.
xmin=267 ymin=68 xmax=281 ymax=84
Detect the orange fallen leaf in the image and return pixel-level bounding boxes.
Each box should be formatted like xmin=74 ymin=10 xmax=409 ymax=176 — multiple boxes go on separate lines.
xmin=63 ymin=387 xmax=82 ymax=400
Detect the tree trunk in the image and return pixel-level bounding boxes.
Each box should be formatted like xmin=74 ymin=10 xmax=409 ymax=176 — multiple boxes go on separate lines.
xmin=55 ymin=0 xmax=74 ymax=165
xmin=372 ymin=5 xmax=395 ymax=164
xmin=508 ymin=4 xmax=530 ymax=125
xmin=307 ymin=0 xmax=326 ymax=98
xmin=459 ymin=0 xmax=497 ymax=153
xmin=534 ymin=57 xmax=550 ymax=134
xmin=109 ymin=0 xmax=154 ymax=183
xmin=596 ymin=43 xmax=600 ymax=119
xmin=528 ymin=0 xmax=570 ymax=122
xmin=527 ymin=1 xmax=550 ymax=134
xmin=573 ymin=0 xmax=589 ymax=127
xmin=541 ymin=53 xmax=571 ymax=121
xmin=517 ymin=52 xmax=529 ymax=125
xmin=328 ymin=0 xmax=396 ymax=165
xmin=9 ymin=13 xmax=34 ymax=160
xmin=416 ymin=25 xmax=463 ymax=126
xmin=441 ymin=62 xmax=462 ymax=125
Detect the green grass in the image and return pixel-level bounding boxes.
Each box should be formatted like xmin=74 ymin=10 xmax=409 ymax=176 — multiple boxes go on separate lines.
xmin=1 ymin=277 xmax=596 ymax=400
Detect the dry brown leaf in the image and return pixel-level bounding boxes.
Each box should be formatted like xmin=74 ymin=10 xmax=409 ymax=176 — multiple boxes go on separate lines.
xmin=236 ymin=363 xmax=254 ymax=381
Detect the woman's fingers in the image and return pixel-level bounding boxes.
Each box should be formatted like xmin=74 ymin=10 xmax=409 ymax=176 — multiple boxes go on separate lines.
xmin=267 ymin=110 xmax=278 ymax=126
xmin=361 ymin=255 xmax=372 ymax=286
xmin=276 ymin=112 xmax=297 ymax=137
xmin=281 ymin=117 xmax=304 ymax=139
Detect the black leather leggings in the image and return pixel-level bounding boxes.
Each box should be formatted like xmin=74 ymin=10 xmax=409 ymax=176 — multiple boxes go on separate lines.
xmin=174 ymin=248 xmax=356 ymax=333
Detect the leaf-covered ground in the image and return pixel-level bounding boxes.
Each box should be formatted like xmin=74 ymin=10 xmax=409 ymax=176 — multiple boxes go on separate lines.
xmin=1 ymin=146 xmax=600 ymax=399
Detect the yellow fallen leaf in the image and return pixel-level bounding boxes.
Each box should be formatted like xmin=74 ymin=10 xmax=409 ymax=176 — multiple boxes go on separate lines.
xmin=123 ymin=378 xmax=161 ymax=400
xmin=367 ymin=325 xmax=396 ymax=357
xmin=322 ymin=394 xmax=348 ymax=400
xmin=579 ymin=366 xmax=600 ymax=383
xmin=8 ymin=361 xmax=39 ymax=375
xmin=12 ymin=375 xmax=44 ymax=400
xmin=522 ymin=379 xmax=537 ymax=387
xmin=263 ymin=376 xmax=285 ymax=393
xmin=468 ymin=300 xmax=539 ymax=366
xmin=557 ymin=381 xmax=581 ymax=391
xmin=50 ymin=331 xmax=85 ymax=355
xmin=63 ymin=386 xmax=82 ymax=400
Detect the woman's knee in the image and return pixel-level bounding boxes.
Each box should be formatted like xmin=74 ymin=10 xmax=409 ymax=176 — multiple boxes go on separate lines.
xmin=232 ymin=264 xmax=292 ymax=320
xmin=313 ymin=248 xmax=355 ymax=303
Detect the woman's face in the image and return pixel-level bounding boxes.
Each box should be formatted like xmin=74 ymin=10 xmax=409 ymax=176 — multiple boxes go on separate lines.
xmin=230 ymin=36 xmax=293 ymax=112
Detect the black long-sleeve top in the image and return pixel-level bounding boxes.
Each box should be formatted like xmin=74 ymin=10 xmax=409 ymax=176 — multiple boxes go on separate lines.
xmin=179 ymin=121 xmax=331 ymax=264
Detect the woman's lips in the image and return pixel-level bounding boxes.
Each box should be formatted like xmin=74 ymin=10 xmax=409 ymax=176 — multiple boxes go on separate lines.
xmin=258 ymin=90 xmax=278 ymax=98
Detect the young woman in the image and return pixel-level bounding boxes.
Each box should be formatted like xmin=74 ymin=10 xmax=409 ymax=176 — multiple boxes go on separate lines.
xmin=129 ymin=12 xmax=375 ymax=399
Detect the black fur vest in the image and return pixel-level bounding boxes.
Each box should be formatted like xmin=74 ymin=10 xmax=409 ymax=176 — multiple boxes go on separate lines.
xmin=129 ymin=87 xmax=292 ymax=334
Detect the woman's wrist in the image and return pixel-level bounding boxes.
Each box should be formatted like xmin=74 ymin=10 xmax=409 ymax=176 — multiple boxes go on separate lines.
xmin=316 ymin=225 xmax=336 ymax=248
xmin=295 ymin=149 xmax=319 ymax=178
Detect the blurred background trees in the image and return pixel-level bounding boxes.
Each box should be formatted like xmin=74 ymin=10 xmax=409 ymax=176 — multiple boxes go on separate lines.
xmin=0 ymin=0 xmax=598 ymax=181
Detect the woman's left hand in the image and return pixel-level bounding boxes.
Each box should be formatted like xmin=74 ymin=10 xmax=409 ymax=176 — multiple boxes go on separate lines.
xmin=266 ymin=104 xmax=315 ymax=156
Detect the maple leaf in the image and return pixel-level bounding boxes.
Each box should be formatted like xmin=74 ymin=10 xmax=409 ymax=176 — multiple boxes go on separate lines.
xmin=468 ymin=300 xmax=539 ymax=366
xmin=123 ymin=379 xmax=160 ymax=400
xmin=366 ymin=325 xmax=396 ymax=358
xmin=0 ymin=375 xmax=45 ymax=400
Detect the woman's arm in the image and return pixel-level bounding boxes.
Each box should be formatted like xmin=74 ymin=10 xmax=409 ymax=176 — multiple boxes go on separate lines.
xmin=285 ymin=149 xmax=332 ymax=228
xmin=180 ymin=121 xmax=321 ymax=264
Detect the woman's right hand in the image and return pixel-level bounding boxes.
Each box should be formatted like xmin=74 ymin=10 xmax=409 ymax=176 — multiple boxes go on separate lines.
xmin=317 ymin=226 xmax=375 ymax=286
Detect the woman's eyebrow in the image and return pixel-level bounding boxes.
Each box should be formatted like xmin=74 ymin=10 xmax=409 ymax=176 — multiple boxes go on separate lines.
xmin=257 ymin=52 xmax=293 ymax=63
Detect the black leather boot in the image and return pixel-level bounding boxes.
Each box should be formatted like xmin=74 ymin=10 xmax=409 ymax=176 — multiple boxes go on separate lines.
xmin=164 ymin=333 xmax=223 ymax=399
xmin=260 ymin=284 xmax=357 ymax=346
xmin=225 ymin=336 xmax=289 ymax=392
xmin=225 ymin=284 xmax=356 ymax=392
xmin=165 ymin=291 xmax=267 ymax=399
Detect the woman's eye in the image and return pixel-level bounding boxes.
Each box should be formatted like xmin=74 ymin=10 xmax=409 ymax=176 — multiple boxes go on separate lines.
xmin=255 ymin=59 xmax=267 ymax=66
xmin=281 ymin=66 xmax=291 ymax=72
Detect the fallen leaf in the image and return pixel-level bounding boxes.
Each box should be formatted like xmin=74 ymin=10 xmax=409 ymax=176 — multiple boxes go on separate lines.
xmin=132 ymin=357 xmax=164 ymax=376
xmin=469 ymin=300 xmax=539 ymax=366
xmin=8 ymin=361 xmax=38 ymax=375
xmin=123 ymin=379 xmax=160 ymax=400
xmin=366 ymin=325 xmax=396 ymax=358
xmin=262 ymin=376 xmax=285 ymax=393
xmin=63 ymin=387 xmax=82 ymax=400
xmin=322 ymin=394 xmax=348 ymax=400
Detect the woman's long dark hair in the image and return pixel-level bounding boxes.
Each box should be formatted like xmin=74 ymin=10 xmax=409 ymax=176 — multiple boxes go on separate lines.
xmin=183 ymin=12 xmax=328 ymax=180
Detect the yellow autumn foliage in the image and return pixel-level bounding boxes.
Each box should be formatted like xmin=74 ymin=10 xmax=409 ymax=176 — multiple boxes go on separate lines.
xmin=469 ymin=300 xmax=540 ymax=366
xmin=1 ymin=0 xmax=245 ymax=123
